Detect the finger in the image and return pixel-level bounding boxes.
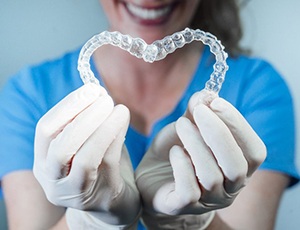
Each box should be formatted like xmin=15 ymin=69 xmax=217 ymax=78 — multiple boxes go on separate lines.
xmin=171 ymin=145 xmax=200 ymax=200
xmin=210 ymin=98 xmax=267 ymax=176
xmin=102 ymin=105 xmax=129 ymax=164
xmin=100 ymin=105 xmax=130 ymax=189
xmin=68 ymin=104 xmax=130 ymax=187
xmin=150 ymin=122 xmax=181 ymax=161
xmin=185 ymin=89 xmax=218 ymax=120
xmin=153 ymin=145 xmax=200 ymax=215
xmin=193 ymin=104 xmax=248 ymax=194
xmin=175 ymin=117 xmax=224 ymax=193
xmin=34 ymin=83 xmax=105 ymax=162
xmin=46 ymin=95 xmax=114 ymax=179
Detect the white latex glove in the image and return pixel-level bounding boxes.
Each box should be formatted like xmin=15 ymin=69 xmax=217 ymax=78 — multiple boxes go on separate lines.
xmin=135 ymin=90 xmax=266 ymax=229
xmin=33 ymin=83 xmax=141 ymax=229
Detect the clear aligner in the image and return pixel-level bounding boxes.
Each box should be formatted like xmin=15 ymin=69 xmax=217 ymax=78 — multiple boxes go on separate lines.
xmin=78 ymin=28 xmax=229 ymax=94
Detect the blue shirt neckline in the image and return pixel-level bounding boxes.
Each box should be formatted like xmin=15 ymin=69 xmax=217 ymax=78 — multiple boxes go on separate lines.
xmin=90 ymin=46 xmax=211 ymax=143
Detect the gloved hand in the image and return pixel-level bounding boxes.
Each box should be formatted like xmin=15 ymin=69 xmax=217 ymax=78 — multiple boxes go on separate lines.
xmin=135 ymin=90 xmax=266 ymax=229
xmin=33 ymin=83 xmax=141 ymax=229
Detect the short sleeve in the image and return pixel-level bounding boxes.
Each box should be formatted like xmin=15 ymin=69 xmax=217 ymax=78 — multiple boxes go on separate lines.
xmin=0 ymin=49 xmax=84 ymax=198
xmin=236 ymin=60 xmax=299 ymax=186
xmin=0 ymin=68 xmax=43 ymax=181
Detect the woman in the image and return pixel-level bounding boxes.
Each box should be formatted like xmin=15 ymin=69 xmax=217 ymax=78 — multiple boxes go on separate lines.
xmin=1 ymin=0 xmax=298 ymax=229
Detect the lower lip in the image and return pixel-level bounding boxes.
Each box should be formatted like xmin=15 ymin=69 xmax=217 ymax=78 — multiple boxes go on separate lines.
xmin=124 ymin=3 xmax=176 ymax=26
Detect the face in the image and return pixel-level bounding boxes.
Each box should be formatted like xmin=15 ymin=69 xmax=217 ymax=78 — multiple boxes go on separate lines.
xmin=100 ymin=0 xmax=201 ymax=43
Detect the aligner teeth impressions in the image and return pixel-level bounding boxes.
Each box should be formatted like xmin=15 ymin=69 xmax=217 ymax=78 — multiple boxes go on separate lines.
xmin=78 ymin=28 xmax=229 ymax=94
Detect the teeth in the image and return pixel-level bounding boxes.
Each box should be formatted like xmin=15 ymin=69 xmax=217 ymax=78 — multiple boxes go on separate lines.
xmin=127 ymin=3 xmax=171 ymax=20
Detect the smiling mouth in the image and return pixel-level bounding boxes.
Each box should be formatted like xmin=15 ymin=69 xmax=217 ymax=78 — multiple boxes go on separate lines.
xmin=124 ymin=2 xmax=177 ymax=25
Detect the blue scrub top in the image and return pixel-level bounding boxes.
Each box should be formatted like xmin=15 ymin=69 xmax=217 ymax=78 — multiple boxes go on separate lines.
xmin=0 ymin=46 xmax=298 ymax=200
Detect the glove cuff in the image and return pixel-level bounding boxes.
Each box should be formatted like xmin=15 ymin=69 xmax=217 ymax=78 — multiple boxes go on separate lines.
xmin=141 ymin=211 xmax=215 ymax=230
xmin=66 ymin=208 xmax=141 ymax=230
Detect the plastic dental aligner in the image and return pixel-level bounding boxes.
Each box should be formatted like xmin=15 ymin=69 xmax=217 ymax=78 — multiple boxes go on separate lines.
xmin=78 ymin=28 xmax=229 ymax=94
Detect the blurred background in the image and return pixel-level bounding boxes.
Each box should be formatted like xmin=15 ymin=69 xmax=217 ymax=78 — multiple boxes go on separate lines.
xmin=0 ymin=0 xmax=299 ymax=229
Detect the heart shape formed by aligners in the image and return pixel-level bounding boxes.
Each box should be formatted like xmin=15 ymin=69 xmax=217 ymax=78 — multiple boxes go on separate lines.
xmin=78 ymin=28 xmax=228 ymax=94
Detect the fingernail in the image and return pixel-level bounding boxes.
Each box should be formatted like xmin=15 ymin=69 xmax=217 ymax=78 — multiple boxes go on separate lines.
xmin=210 ymin=98 xmax=226 ymax=111
xmin=83 ymin=83 xmax=107 ymax=97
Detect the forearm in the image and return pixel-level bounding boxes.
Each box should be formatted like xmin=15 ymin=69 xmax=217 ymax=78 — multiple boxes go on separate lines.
xmin=64 ymin=208 xmax=140 ymax=230
xmin=50 ymin=214 xmax=68 ymax=230
xmin=3 ymin=171 xmax=65 ymax=230
xmin=207 ymin=213 xmax=233 ymax=230
xmin=141 ymin=211 xmax=220 ymax=230
xmin=216 ymin=171 xmax=289 ymax=230
xmin=52 ymin=210 xmax=230 ymax=230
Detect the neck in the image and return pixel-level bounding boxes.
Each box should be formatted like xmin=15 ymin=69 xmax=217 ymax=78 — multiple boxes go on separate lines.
xmin=92 ymin=42 xmax=202 ymax=134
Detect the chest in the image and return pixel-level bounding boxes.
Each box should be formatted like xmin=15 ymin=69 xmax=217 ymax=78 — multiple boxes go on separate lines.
xmin=116 ymin=79 xmax=188 ymax=135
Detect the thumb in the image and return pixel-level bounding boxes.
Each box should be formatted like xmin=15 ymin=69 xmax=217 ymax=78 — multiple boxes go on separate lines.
xmin=185 ymin=89 xmax=218 ymax=121
xmin=150 ymin=123 xmax=181 ymax=161
xmin=153 ymin=145 xmax=201 ymax=215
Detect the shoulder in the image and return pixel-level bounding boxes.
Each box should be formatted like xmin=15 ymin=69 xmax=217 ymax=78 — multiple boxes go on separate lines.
xmin=220 ymin=54 xmax=294 ymax=129
xmin=0 ymin=48 xmax=85 ymax=180
xmin=221 ymin=55 xmax=298 ymax=184
xmin=21 ymin=48 xmax=82 ymax=94
xmin=220 ymin=54 xmax=292 ymax=108
xmin=1 ymin=48 xmax=83 ymax=113
xmin=226 ymin=54 xmax=284 ymax=87
xmin=0 ymin=48 xmax=84 ymax=131
xmin=228 ymin=54 xmax=286 ymax=89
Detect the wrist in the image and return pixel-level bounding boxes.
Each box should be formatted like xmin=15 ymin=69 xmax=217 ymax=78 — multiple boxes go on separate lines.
xmin=66 ymin=208 xmax=141 ymax=230
xmin=141 ymin=210 xmax=215 ymax=230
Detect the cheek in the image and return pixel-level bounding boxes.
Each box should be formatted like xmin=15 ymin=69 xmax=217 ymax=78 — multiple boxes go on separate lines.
xmin=185 ymin=1 xmax=201 ymax=24
xmin=99 ymin=0 xmax=120 ymax=23
xmin=100 ymin=1 xmax=132 ymax=32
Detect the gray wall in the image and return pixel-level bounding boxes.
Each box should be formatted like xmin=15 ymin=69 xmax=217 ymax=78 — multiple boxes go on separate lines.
xmin=0 ymin=1 xmax=299 ymax=229
xmin=0 ymin=0 xmax=108 ymax=86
